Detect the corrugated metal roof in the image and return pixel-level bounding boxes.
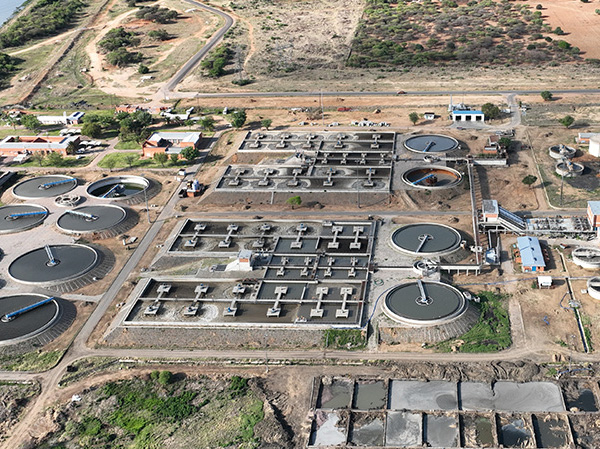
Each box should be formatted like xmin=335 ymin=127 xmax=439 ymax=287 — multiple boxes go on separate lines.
xmin=517 ymin=236 xmax=546 ymax=268
xmin=588 ymin=201 xmax=600 ymax=216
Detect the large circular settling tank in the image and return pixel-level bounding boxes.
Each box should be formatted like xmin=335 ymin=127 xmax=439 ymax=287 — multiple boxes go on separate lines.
xmin=8 ymin=244 xmax=98 ymax=284
xmin=383 ymin=281 xmax=467 ymax=326
xmin=13 ymin=175 xmax=77 ymax=199
xmin=0 ymin=204 xmax=48 ymax=234
xmin=87 ymin=176 xmax=149 ymax=200
xmin=402 ymin=165 xmax=462 ymax=189
xmin=0 ymin=294 xmax=59 ymax=345
xmin=57 ymin=205 xmax=126 ymax=233
xmin=392 ymin=223 xmax=462 ymax=256
xmin=404 ymin=135 xmax=459 ymax=154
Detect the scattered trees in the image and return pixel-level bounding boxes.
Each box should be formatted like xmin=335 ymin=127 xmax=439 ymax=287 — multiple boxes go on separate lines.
xmin=119 ymin=110 xmax=153 ymax=142
xmin=559 ymin=115 xmax=575 ymax=128
xmin=408 ymin=112 xmax=419 ymax=125
xmin=540 ymin=90 xmax=553 ymax=101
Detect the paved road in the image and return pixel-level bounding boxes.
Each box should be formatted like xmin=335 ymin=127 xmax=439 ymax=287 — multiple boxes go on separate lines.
xmin=168 ymin=88 xmax=600 ymax=99
xmin=161 ymin=0 xmax=234 ymax=97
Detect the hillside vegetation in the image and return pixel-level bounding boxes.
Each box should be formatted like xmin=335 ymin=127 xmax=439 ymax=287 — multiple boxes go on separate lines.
xmin=0 ymin=0 xmax=87 ymax=49
xmin=349 ymin=0 xmax=581 ymax=67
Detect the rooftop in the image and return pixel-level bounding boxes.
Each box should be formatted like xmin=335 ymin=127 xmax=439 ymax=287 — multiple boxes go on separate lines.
xmin=517 ymin=236 xmax=546 ymax=268
xmin=588 ymin=201 xmax=600 ymax=216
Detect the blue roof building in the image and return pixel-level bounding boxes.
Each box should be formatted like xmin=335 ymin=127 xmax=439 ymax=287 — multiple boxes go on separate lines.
xmin=517 ymin=236 xmax=546 ymax=272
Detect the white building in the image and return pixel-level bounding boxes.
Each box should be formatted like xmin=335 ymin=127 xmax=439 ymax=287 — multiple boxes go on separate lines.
xmin=37 ymin=111 xmax=85 ymax=126
xmin=451 ymin=110 xmax=485 ymax=122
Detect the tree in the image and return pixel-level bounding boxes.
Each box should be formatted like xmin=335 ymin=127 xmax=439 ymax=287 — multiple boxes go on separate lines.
xmin=408 ymin=112 xmax=419 ymax=125
xmin=498 ymin=137 xmax=512 ymax=149
xmin=522 ymin=174 xmax=538 ymax=189
xmin=82 ymin=122 xmax=102 ymax=138
xmin=199 ymin=116 xmax=215 ymax=132
xmin=170 ymin=153 xmax=179 ymax=165
xmin=21 ymin=114 xmax=41 ymax=132
xmin=261 ymin=118 xmax=272 ymax=130
xmin=66 ymin=141 xmax=78 ymax=155
xmin=123 ymin=154 xmax=137 ymax=168
xmin=104 ymin=157 xmax=116 ymax=172
xmin=481 ymin=103 xmax=501 ymax=120
xmin=138 ymin=64 xmax=149 ymax=74
xmin=184 ymin=119 xmax=195 ymax=130
xmin=153 ymin=152 xmax=168 ymax=167
xmin=540 ymin=91 xmax=553 ymax=101
xmin=229 ymin=110 xmax=247 ymax=129
xmin=45 ymin=152 xmax=64 ymax=166
xmin=180 ymin=146 xmax=200 ymax=161
xmin=559 ymin=115 xmax=575 ymax=128
xmin=157 ymin=370 xmax=172 ymax=386
xmin=287 ymin=195 xmax=302 ymax=209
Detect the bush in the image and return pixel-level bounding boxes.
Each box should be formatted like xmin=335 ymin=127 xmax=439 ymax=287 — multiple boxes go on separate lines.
xmin=82 ymin=122 xmax=102 ymax=138
xmin=136 ymin=6 xmax=178 ymax=23
xmin=138 ymin=64 xmax=149 ymax=74
xmin=106 ymin=48 xmax=143 ymax=67
xmin=201 ymin=44 xmax=233 ymax=77
xmin=229 ymin=376 xmax=249 ymax=397
xmin=157 ymin=370 xmax=172 ymax=385
xmin=148 ymin=29 xmax=171 ymax=41
xmin=98 ymin=27 xmax=140 ymax=52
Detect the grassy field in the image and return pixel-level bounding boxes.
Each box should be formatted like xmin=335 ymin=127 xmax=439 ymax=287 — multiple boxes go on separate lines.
xmin=18 ymin=155 xmax=93 ymax=168
xmin=114 ymin=140 xmax=141 ymax=150
xmin=38 ymin=374 xmax=265 ymax=448
xmin=434 ymin=291 xmax=512 ymax=353
xmin=0 ymin=350 xmax=64 ymax=372
xmin=98 ymin=152 xmax=191 ymax=169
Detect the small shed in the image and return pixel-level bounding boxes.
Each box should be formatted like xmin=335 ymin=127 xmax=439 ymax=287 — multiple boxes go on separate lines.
xmin=537 ymin=276 xmax=552 ymax=289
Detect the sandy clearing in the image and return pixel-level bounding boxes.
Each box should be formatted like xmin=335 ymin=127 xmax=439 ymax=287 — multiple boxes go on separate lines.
xmin=527 ymin=0 xmax=600 ymax=59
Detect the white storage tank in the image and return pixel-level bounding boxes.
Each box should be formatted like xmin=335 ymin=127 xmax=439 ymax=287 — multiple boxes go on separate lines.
xmin=589 ymin=135 xmax=600 ymax=157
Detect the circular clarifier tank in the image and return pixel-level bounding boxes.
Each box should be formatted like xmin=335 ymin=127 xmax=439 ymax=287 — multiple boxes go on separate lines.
xmin=392 ymin=223 xmax=462 ymax=256
xmin=13 ymin=175 xmax=77 ymax=199
xmin=56 ymin=205 xmax=127 ymax=234
xmin=404 ymin=134 xmax=459 ymax=153
xmin=87 ymin=175 xmax=150 ymax=200
xmin=0 ymin=204 xmax=48 ymax=234
xmin=0 ymin=294 xmax=59 ymax=345
xmin=402 ymin=165 xmax=462 ymax=189
xmin=383 ymin=281 xmax=467 ymax=326
xmin=8 ymin=244 xmax=98 ymax=285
